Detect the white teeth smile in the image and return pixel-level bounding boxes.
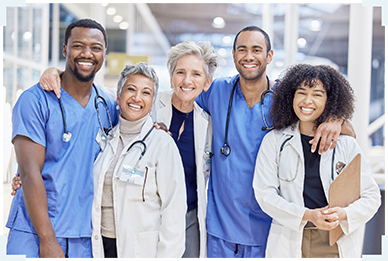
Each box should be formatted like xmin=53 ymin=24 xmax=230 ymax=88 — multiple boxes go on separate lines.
xmin=244 ymin=65 xmax=256 ymax=68
xmin=78 ymin=62 xmax=93 ymax=66
xmin=301 ymin=107 xmax=314 ymax=112
xmin=129 ymin=104 xmax=141 ymax=110
xmin=181 ymin=87 xmax=194 ymax=91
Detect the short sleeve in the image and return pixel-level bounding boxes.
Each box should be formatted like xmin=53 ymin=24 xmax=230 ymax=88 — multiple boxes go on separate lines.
xmin=12 ymin=89 xmax=47 ymax=147
xmin=195 ymin=84 xmax=213 ymax=114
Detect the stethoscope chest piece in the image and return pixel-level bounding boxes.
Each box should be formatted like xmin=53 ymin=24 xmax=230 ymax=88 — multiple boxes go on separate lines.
xmin=62 ymin=131 xmax=72 ymax=143
xmin=221 ymin=144 xmax=231 ymax=156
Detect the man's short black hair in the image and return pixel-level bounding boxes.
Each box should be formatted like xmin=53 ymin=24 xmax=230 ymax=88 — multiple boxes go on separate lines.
xmin=64 ymin=18 xmax=108 ymax=48
xmin=233 ymin=26 xmax=271 ymax=55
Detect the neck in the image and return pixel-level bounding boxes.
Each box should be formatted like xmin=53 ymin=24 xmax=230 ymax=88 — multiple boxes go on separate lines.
xmin=239 ymin=74 xmax=268 ymax=109
xmin=61 ymin=70 xmax=94 ymax=107
xmin=299 ymin=121 xmax=316 ymax=136
xmin=171 ymin=93 xmax=194 ymax=113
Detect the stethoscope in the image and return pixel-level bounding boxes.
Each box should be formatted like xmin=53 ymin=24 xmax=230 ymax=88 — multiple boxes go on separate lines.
xmin=277 ymin=135 xmax=336 ymax=182
xmin=58 ymin=73 xmax=114 ymax=142
xmin=125 ymin=125 xmax=155 ymax=170
xmin=220 ymin=76 xmax=274 ymax=156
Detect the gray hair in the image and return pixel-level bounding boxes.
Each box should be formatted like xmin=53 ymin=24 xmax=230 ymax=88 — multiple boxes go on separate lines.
xmin=117 ymin=62 xmax=159 ymax=102
xmin=167 ymin=41 xmax=218 ymax=82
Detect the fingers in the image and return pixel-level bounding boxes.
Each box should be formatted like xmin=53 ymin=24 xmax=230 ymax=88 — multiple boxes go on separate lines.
xmin=309 ymin=132 xmax=320 ymax=153
xmin=154 ymin=122 xmax=172 ymax=136
xmin=39 ymin=67 xmax=62 ymax=98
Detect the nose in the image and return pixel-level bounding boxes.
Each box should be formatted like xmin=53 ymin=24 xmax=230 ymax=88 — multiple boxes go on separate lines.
xmin=81 ymin=46 xmax=93 ymax=58
xmin=183 ymin=74 xmax=192 ymax=85
xmin=132 ymin=90 xmax=142 ymax=101
xmin=304 ymin=94 xmax=313 ymax=104
xmin=245 ymin=50 xmax=254 ymax=61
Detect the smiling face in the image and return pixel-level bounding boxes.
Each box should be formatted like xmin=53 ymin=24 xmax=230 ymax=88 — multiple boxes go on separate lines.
xmin=63 ymin=27 xmax=106 ymax=82
xmin=117 ymin=74 xmax=155 ymax=121
xmin=232 ymin=30 xmax=273 ymax=82
xmin=293 ymin=80 xmax=327 ymax=133
xmin=171 ymin=54 xmax=211 ymax=104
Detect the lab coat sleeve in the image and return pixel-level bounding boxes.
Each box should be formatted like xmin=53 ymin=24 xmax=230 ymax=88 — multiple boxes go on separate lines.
xmin=253 ymin=131 xmax=307 ymax=232
xmin=155 ymin=138 xmax=187 ymax=257
xmin=338 ymin=137 xmax=381 ymax=235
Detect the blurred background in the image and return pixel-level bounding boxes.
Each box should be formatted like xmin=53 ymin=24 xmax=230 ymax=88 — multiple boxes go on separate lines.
xmin=1 ymin=2 xmax=385 ymax=256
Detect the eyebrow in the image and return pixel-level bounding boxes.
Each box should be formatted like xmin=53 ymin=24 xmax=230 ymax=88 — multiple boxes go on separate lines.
xmin=125 ymin=83 xmax=154 ymax=91
xmin=297 ymin=86 xmax=326 ymax=93
xmin=237 ymin=45 xmax=263 ymax=49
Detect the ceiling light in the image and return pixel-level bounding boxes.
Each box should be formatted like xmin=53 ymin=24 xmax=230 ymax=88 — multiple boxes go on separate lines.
xmin=119 ymin=22 xmax=129 ymax=30
xmin=23 ymin=31 xmax=32 ymax=41
xmin=101 ymin=3 xmax=109 ymax=7
xmin=106 ymin=7 xmax=116 ymax=16
xmin=218 ymin=48 xmax=227 ymax=56
xmin=212 ymin=17 xmax=225 ymax=29
xmin=113 ymin=15 xmax=123 ymax=23
xmin=297 ymin=38 xmax=307 ymax=48
xmin=309 ymin=19 xmax=321 ymax=31
xmin=222 ymin=36 xmax=232 ymax=44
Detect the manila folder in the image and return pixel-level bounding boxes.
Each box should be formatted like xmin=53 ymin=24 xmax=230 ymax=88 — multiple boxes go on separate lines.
xmin=328 ymin=153 xmax=361 ymax=246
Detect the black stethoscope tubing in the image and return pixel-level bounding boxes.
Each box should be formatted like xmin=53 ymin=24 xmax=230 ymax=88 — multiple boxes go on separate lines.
xmin=220 ymin=75 xmax=273 ymax=156
xmin=58 ymin=74 xmax=114 ymax=142
xmin=126 ymin=125 xmax=155 ymax=156
xmin=278 ymin=135 xmax=336 ymax=182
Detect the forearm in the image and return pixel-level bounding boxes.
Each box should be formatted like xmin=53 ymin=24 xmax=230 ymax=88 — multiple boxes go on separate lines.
xmin=340 ymin=119 xmax=356 ymax=138
xmin=20 ymin=171 xmax=56 ymax=240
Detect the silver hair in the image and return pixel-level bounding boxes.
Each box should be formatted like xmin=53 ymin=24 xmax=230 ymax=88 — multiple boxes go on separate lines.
xmin=167 ymin=41 xmax=218 ymax=82
xmin=117 ymin=62 xmax=159 ymax=102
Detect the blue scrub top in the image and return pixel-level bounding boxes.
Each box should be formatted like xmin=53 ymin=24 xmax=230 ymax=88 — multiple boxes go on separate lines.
xmin=7 ymin=83 xmax=118 ymax=238
xmin=196 ymin=74 xmax=273 ymax=246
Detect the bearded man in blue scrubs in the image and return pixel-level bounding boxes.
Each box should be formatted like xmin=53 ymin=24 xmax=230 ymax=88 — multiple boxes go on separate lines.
xmin=196 ymin=26 xmax=354 ymax=258
xmin=6 ymin=19 xmax=117 ymax=258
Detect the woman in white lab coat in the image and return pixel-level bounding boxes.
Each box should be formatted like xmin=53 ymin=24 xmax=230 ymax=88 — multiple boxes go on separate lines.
xmin=152 ymin=41 xmax=217 ymax=258
xmin=91 ymin=62 xmax=186 ymax=258
xmin=253 ymin=64 xmax=381 ymax=258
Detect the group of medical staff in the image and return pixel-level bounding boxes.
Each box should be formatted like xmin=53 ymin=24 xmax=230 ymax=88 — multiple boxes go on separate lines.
xmin=6 ymin=18 xmax=380 ymax=258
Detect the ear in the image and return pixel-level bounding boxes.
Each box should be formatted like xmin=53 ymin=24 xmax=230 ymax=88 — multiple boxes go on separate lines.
xmin=204 ymin=76 xmax=213 ymax=92
xmin=170 ymin=77 xmax=174 ymax=89
xmin=62 ymin=43 xmax=67 ymax=58
xmin=116 ymin=92 xmax=120 ymax=105
xmin=266 ymin=49 xmax=274 ymax=64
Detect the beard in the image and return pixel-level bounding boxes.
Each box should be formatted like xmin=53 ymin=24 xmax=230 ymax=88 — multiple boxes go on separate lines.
xmin=237 ymin=63 xmax=266 ymax=82
xmin=72 ymin=58 xmax=98 ymax=82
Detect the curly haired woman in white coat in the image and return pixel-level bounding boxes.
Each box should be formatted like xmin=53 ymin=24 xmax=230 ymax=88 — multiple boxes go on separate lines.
xmin=253 ymin=64 xmax=381 ymax=258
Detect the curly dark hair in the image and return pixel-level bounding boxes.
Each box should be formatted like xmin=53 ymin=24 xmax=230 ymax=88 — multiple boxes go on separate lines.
xmin=65 ymin=19 xmax=108 ymax=48
xmin=271 ymin=64 xmax=355 ymax=130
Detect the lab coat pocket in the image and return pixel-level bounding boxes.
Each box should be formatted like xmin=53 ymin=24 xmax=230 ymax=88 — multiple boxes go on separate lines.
xmin=133 ymin=230 xmax=159 ymax=257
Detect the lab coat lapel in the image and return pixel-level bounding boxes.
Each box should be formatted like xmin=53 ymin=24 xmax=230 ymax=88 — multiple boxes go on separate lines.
xmin=154 ymin=91 xmax=173 ymax=129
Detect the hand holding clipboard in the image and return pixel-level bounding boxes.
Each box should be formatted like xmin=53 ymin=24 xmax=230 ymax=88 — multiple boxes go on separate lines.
xmin=328 ymin=153 xmax=361 ymax=246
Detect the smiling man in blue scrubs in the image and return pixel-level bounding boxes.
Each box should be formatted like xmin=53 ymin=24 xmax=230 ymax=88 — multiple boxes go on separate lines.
xmin=196 ymin=26 xmax=348 ymax=258
xmin=6 ymin=19 xmax=117 ymax=258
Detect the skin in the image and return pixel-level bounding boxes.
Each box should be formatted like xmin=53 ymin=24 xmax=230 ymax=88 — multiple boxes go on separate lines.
xmin=12 ymin=27 xmax=107 ymax=258
xmin=232 ymin=30 xmax=355 ymax=154
xmin=171 ymin=54 xmax=212 ymax=113
xmin=117 ymin=74 xmax=155 ymax=121
xmin=232 ymin=30 xmax=274 ymax=109
xmin=295 ymin=82 xmax=347 ymax=230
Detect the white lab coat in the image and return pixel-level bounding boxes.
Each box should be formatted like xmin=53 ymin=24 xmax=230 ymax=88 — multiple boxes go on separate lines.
xmin=253 ymin=122 xmax=381 ymax=258
xmin=91 ymin=115 xmax=187 ymax=258
xmin=152 ymin=90 xmax=212 ymax=258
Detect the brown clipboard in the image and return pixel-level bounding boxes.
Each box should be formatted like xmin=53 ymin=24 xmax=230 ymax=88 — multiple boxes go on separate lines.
xmin=328 ymin=153 xmax=361 ymax=246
